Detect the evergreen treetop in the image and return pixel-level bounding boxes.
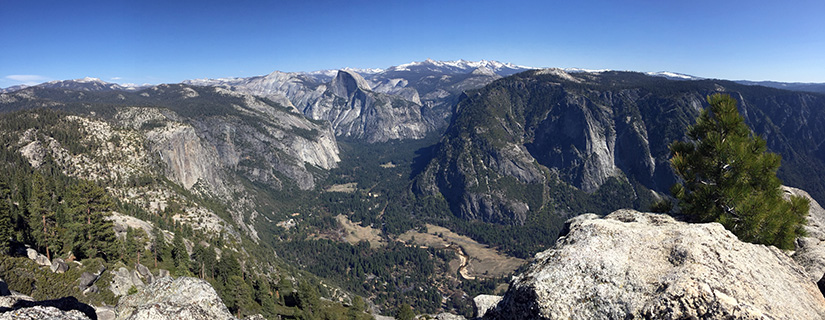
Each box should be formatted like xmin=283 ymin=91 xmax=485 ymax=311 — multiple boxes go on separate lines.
xmin=670 ymin=93 xmax=808 ymax=249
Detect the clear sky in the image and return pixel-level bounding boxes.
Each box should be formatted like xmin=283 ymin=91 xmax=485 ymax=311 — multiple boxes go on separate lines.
xmin=2 ymin=0 xmax=824 ymax=87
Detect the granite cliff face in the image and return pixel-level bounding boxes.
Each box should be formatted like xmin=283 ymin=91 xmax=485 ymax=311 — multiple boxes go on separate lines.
xmin=415 ymin=70 xmax=825 ymax=224
xmin=183 ymin=59 xmax=532 ymax=142
xmin=302 ymin=70 xmax=430 ymax=142
xmin=485 ymin=210 xmax=825 ymax=320
xmin=0 ymin=85 xmax=341 ymax=240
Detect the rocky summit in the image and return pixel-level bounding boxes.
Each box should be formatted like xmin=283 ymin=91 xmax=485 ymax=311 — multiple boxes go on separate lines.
xmin=484 ymin=210 xmax=825 ymax=320
xmin=116 ymin=276 xmax=235 ymax=320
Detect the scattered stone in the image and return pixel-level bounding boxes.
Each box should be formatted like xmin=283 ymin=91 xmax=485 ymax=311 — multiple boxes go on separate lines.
xmin=95 ymin=305 xmax=117 ymax=320
xmin=25 ymin=248 xmax=38 ymax=261
xmin=25 ymin=248 xmax=51 ymax=267
xmin=135 ymin=263 xmax=154 ymax=284
xmin=435 ymin=312 xmax=466 ymax=320
xmin=83 ymin=285 xmax=99 ymax=295
xmin=96 ymin=264 xmax=108 ymax=276
xmin=50 ymin=258 xmax=69 ymax=274
xmin=0 ymin=277 xmax=9 ymax=296
xmin=78 ymin=272 xmax=99 ymax=291
xmin=485 ymin=209 xmax=825 ymax=320
xmin=243 ymin=314 xmax=267 ymax=320
xmin=156 ymin=269 xmax=170 ymax=278
xmin=473 ymin=295 xmax=502 ymax=318
xmin=116 ymin=277 xmax=236 ymax=320
xmin=110 ymin=267 xmax=145 ymax=297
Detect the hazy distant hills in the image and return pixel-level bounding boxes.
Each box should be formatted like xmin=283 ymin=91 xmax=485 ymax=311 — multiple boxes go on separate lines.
xmin=736 ymin=80 xmax=825 ymax=95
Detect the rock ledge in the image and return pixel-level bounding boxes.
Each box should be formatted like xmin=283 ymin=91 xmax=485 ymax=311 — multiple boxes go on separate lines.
xmin=485 ymin=209 xmax=825 ymax=320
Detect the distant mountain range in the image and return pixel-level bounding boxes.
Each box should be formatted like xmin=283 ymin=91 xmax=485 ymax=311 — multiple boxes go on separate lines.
xmin=4 ymin=59 xmax=825 ymax=317
xmin=5 ymin=59 xmax=824 ymax=95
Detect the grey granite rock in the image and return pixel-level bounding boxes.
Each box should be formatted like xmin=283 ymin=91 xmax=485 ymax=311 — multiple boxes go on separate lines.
xmin=0 ymin=277 xmax=9 ymax=296
xmin=110 ymin=267 xmax=145 ymax=297
xmin=788 ymin=186 xmax=825 ymax=282
xmin=0 ymin=306 xmax=91 ymax=320
xmin=473 ymin=294 xmax=502 ymax=318
xmin=486 ymin=209 xmax=825 ymax=320
xmin=50 ymin=258 xmax=68 ymax=273
xmin=78 ymin=272 xmax=98 ymax=291
xmin=116 ymin=276 xmax=236 ymax=320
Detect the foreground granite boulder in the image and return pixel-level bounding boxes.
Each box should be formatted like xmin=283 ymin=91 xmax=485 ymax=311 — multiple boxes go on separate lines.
xmin=485 ymin=209 xmax=825 ymax=320
xmin=0 ymin=305 xmax=90 ymax=320
xmin=0 ymin=296 xmax=96 ymax=320
xmin=786 ymin=186 xmax=825 ymax=283
xmin=116 ymin=276 xmax=235 ymax=320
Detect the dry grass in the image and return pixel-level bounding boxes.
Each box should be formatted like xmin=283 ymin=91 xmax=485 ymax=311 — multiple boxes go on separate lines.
xmin=336 ymin=214 xmax=385 ymax=247
xmin=398 ymin=224 xmax=525 ymax=279
xmin=325 ymin=182 xmax=358 ymax=193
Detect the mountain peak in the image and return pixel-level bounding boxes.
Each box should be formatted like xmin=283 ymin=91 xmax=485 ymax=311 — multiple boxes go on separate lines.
xmin=389 ymin=59 xmax=532 ymax=76
xmin=330 ymin=69 xmax=371 ymax=97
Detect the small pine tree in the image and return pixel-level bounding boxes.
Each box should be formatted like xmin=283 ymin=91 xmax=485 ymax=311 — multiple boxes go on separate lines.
xmin=670 ymin=94 xmax=809 ymax=249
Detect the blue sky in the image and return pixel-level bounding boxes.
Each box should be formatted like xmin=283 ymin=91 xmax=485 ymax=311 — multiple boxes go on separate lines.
xmin=2 ymin=0 xmax=824 ymax=87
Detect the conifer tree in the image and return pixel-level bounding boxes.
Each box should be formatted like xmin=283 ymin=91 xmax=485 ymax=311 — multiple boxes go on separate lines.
xmin=67 ymin=180 xmax=116 ymax=259
xmin=27 ymin=173 xmax=59 ymax=260
xmin=172 ymin=231 xmax=191 ymax=276
xmin=670 ymin=94 xmax=809 ymax=249
xmin=151 ymin=226 xmax=167 ymax=268
xmin=0 ymin=180 xmax=12 ymax=255
xmin=395 ymin=303 xmax=415 ymax=320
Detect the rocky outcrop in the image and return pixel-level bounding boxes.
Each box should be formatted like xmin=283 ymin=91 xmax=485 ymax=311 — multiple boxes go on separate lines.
xmin=330 ymin=70 xmax=372 ymax=98
xmin=116 ymin=277 xmax=236 ymax=320
xmin=135 ymin=263 xmax=154 ymax=285
xmin=788 ymin=186 xmax=825 ymax=282
xmin=26 ymin=248 xmax=51 ymax=267
xmin=473 ymin=295 xmax=502 ymax=318
xmin=300 ymin=70 xmax=431 ymax=142
xmin=144 ymin=121 xmax=224 ymax=191
xmin=0 ymin=305 xmax=91 ymax=320
xmin=109 ymin=267 xmax=146 ymax=297
xmin=50 ymin=258 xmax=68 ymax=273
xmin=485 ymin=210 xmax=825 ymax=320
xmin=434 ymin=312 xmax=466 ymax=320
xmin=0 ymin=296 xmax=96 ymax=320
xmin=78 ymin=264 xmax=106 ymax=293
xmin=0 ymin=278 xmax=9 ymax=296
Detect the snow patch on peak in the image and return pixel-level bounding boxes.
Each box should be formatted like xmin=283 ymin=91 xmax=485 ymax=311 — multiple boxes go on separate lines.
xmin=645 ymin=71 xmax=702 ymax=80
xmin=471 ymin=66 xmax=496 ymax=76
xmin=78 ymin=77 xmax=103 ymax=83
xmin=391 ymin=59 xmax=531 ymax=74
